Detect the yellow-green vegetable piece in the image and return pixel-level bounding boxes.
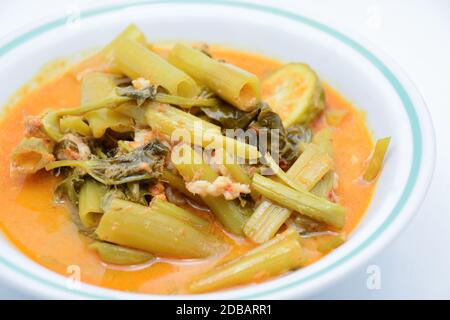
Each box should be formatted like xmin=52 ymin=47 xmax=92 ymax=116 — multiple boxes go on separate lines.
xmin=10 ymin=137 xmax=54 ymax=174
xmin=262 ymin=63 xmax=325 ymax=127
xmin=252 ymin=173 xmax=346 ymax=229
xmin=90 ymin=241 xmax=154 ymax=266
xmin=78 ymin=179 xmax=108 ymax=228
xmin=113 ymin=38 xmax=199 ymax=97
xmin=318 ymin=233 xmax=346 ymax=254
xmin=363 ymin=137 xmax=391 ymax=182
xmin=168 ymin=43 xmax=260 ymax=111
xmin=189 ymin=228 xmax=304 ymax=293
xmin=60 ymin=116 xmax=92 ymax=136
xmin=171 ymin=144 xmax=249 ymax=235
xmin=325 ymin=109 xmax=348 ymax=126
xmin=95 ymin=198 xmax=226 ymax=259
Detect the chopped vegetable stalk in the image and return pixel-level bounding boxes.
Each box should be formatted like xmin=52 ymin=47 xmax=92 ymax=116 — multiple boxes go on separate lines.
xmin=10 ymin=137 xmax=54 ymax=174
xmin=116 ymin=85 xmax=220 ymax=108
xmin=113 ymin=37 xmax=200 ymax=97
xmin=90 ymin=241 xmax=154 ymax=266
xmin=189 ymin=228 xmax=304 ymax=293
xmin=101 ymin=24 xmax=146 ymax=60
xmin=145 ymin=101 xmax=221 ymax=134
xmin=312 ymin=128 xmax=333 ymax=156
xmin=168 ymin=43 xmax=261 ymax=111
xmin=318 ymin=233 xmax=346 ymax=254
xmin=263 ymin=153 xmax=306 ymax=192
xmin=154 ymin=93 xmax=219 ymax=108
xmin=244 ymin=152 xmax=301 ymax=244
xmin=286 ymin=143 xmax=333 ymax=191
xmin=261 ymin=63 xmax=325 ymax=127
xmin=244 ymin=200 xmax=291 ymax=243
xmin=60 ymin=116 xmax=92 ymax=136
xmin=310 ymin=128 xmax=335 ymax=198
xmin=78 ymin=179 xmax=108 ymax=228
xmin=95 ymin=198 xmax=226 ymax=258
xmin=245 ymin=148 xmax=332 ymax=243
xmin=161 ymin=169 xmax=204 ymax=204
xmin=46 ymin=139 xmax=168 ymax=185
xmin=80 ymin=72 xmax=134 ymax=138
xmin=171 ymin=144 xmax=248 ymax=235
xmin=42 ymin=95 xmax=131 ymax=141
xmin=150 ymin=197 xmax=210 ymax=229
xmin=85 ymin=108 xmax=134 ymax=138
xmin=363 ymin=137 xmax=391 ymax=182
xmin=223 ymin=161 xmax=252 ymax=186
xmin=145 ymin=102 xmax=260 ymax=160
xmin=80 ymin=72 xmax=118 ymax=105
xmin=220 ymin=135 xmax=261 ymax=162
xmin=252 ymin=174 xmax=346 ymax=229
xmin=114 ymin=101 xmax=147 ymax=125
xmin=311 ymin=172 xmax=334 ymax=198
xmin=292 ymin=214 xmax=326 ymax=233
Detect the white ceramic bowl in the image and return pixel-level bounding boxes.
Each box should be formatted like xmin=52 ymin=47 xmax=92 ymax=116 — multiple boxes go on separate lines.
xmin=0 ymin=1 xmax=435 ymax=299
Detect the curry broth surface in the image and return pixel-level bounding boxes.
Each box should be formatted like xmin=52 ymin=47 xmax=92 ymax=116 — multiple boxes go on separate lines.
xmin=0 ymin=46 xmax=374 ymax=294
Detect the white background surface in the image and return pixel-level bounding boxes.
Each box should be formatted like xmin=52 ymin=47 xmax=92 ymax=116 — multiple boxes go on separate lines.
xmin=0 ymin=0 xmax=448 ymax=299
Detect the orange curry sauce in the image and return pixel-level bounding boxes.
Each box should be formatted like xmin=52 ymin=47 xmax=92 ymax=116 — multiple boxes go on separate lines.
xmin=0 ymin=46 xmax=374 ymax=294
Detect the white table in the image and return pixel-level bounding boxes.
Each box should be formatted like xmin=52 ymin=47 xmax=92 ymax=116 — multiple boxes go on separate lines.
xmin=1 ymin=0 xmax=449 ymax=299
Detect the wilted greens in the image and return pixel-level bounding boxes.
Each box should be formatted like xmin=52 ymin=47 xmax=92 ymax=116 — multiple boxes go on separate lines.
xmin=117 ymin=85 xmax=219 ymax=108
xmin=116 ymin=85 xmax=157 ymax=106
xmin=200 ymin=102 xmax=260 ymax=129
xmin=249 ymin=104 xmax=311 ymax=169
xmin=47 ymin=139 xmax=169 ymax=185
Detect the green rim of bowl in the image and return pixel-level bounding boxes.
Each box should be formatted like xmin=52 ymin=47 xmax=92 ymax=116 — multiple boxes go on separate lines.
xmin=0 ymin=0 xmax=422 ymax=299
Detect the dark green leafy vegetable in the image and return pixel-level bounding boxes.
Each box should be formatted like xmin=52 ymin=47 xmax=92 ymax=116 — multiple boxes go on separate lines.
xmin=54 ymin=171 xmax=85 ymax=206
xmin=286 ymin=125 xmax=312 ymax=148
xmin=281 ymin=124 xmax=312 ymax=165
xmin=54 ymin=171 xmax=99 ymax=237
xmin=200 ymin=102 xmax=259 ymax=129
xmin=250 ymin=103 xmax=284 ymax=131
xmin=116 ymin=85 xmax=157 ymax=106
xmin=116 ymin=85 xmax=219 ymax=108
xmin=46 ymin=139 xmax=169 ymax=185
xmin=249 ymin=104 xmax=311 ymax=169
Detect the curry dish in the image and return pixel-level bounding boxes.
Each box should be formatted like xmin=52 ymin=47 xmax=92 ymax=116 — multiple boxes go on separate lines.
xmin=0 ymin=25 xmax=390 ymax=294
